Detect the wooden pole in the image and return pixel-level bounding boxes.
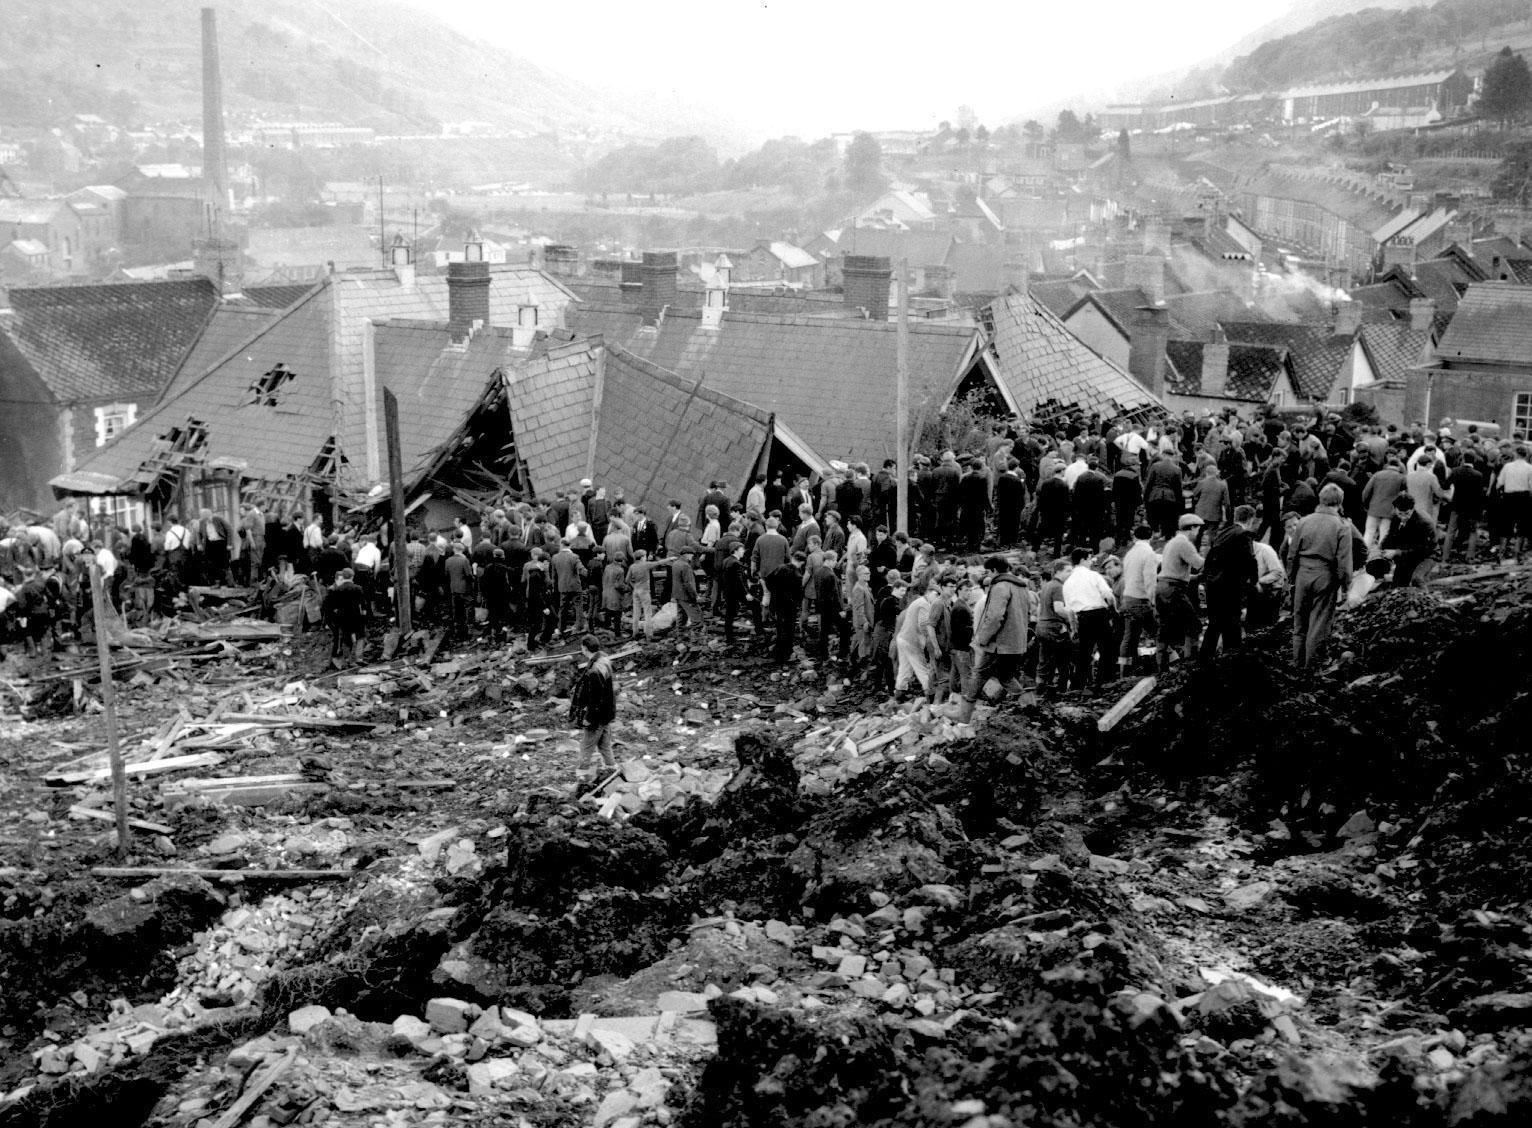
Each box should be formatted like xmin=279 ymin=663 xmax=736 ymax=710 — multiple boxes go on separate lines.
xmin=895 ymin=258 xmax=910 ymax=536
xmin=383 ymin=387 xmax=413 ymax=635
xmin=88 ymin=563 xmax=130 ymax=859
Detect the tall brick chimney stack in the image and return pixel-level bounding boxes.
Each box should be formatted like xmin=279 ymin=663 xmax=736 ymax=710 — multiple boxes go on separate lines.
xmin=640 ymin=251 xmax=678 ymax=325
xmin=201 ymin=7 xmax=228 ymax=218
xmin=447 ymin=260 xmax=491 ymax=342
xmin=1200 ymin=325 xmax=1230 ymax=399
xmin=1128 ymin=304 xmax=1170 ymax=398
xmin=1125 ymin=253 xmax=1165 ymax=304
xmin=842 ymin=254 xmax=892 ymax=320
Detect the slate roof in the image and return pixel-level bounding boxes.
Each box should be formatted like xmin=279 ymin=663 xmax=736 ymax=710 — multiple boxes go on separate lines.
xmin=1165 ymin=340 xmax=1290 ymax=400
xmin=1220 ymin=321 xmax=1354 ymax=401
xmin=567 ymin=303 xmax=982 ymax=468
xmin=1067 ymin=288 xmax=1194 ymax=339
xmin=985 ymin=291 xmax=1164 ymax=423
xmin=1029 ymin=278 xmax=1093 ymax=319
xmin=589 ymin=345 xmax=771 ymax=514
xmin=1350 ymin=271 xmax=1423 ymax=313
xmin=68 ymin=287 xmax=342 ymax=491
xmin=64 ymin=267 xmax=577 ymax=494
xmin=1358 ymin=323 xmax=1433 ymax=383
xmin=1372 ymin=208 xmax=1422 ymax=245
xmin=2 ymin=279 xmax=220 ymax=403
xmin=243 ymin=283 xmax=319 ymax=310
xmin=371 ymin=321 xmax=531 ymax=489
xmin=1164 ymin=290 xmax=1264 ymax=338
xmin=158 ymin=306 xmax=284 ymax=404
xmin=504 ymin=338 xmax=601 ymax=499
xmin=1434 ymin=284 xmax=1532 ymax=367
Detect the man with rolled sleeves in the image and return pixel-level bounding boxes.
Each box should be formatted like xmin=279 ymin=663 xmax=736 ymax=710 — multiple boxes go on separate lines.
xmin=1286 ymin=483 xmax=1352 ymax=668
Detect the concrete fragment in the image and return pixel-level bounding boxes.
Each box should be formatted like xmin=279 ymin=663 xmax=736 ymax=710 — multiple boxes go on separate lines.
xmin=630 ymin=1067 xmax=670 ymax=1108
xmin=588 ymin=1028 xmax=636 ymax=1061
xmin=392 ymin=1015 xmax=433 ymax=1043
xmin=836 ymin=954 xmax=867 ymax=978
xmin=1224 ymin=881 xmax=1275 ymax=912
xmin=594 ymin=1089 xmax=639 ymax=1126
xmin=656 ymin=991 xmax=708 ymax=1014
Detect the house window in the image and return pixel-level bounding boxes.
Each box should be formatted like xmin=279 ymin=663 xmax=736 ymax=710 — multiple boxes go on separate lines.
xmin=93 ymin=494 xmax=146 ymax=533
xmin=1515 ymin=393 xmax=1532 ymax=441
xmin=94 ymin=402 xmax=137 ymax=446
xmin=249 ymin=363 xmax=295 ymax=406
xmin=517 ymin=304 xmax=538 ymax=328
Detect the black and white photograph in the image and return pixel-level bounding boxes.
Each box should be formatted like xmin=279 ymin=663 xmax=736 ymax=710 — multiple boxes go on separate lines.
xmin=2 ymin=0 xmax=1532 ymax=1123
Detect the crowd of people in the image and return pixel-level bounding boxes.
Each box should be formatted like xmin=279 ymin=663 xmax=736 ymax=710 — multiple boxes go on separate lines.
xmin=4 ymin=406 xmax=1529 ymax=700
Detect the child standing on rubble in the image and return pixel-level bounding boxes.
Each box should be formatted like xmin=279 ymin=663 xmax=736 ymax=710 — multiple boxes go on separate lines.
xmin=570 ymin=634 xmax=618 ymax=776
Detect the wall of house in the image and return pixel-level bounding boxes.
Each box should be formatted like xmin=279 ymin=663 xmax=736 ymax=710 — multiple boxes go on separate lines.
xmin=123 ymin=195 xmax=205 ymax=250
xmin=1355 ymin=379 xmax=1408 ymax=428
xmin=1063 ymin=305 xmax=1130 ymax=370
xmin=1166 ymin=391 xmax=1266 ymax=416
xmin=0 ymin=338 xmax=65 ymax=513
xmin=1407 ymin=367 xmax=1532 ymax=438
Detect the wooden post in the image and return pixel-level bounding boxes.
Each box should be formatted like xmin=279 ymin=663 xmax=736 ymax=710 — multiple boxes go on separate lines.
xmin=586 ymin=347 xmax=606 ymax=482
xmin=383 ymin=387 xmax=413 ymax=635
xmin=88 ymin=563 xmax=130 ymax=859
xmin=895 ymin=258 xmax=910 ymax=536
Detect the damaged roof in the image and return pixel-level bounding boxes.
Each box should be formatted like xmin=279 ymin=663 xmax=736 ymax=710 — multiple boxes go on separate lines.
xmin=1358 ymin=322 xmax=1434 ymax=383
xmin=985 ymin=291 xmax=1164 ymax=423
xmin=567 ymin=304 xmax=983 ymax=468
xmin=1 ymin=278 xmax=220 ymax=403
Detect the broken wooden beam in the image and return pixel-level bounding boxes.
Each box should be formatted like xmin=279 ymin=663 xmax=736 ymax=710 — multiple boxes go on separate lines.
xmin=522 ymin=642 xmax=641 ymax=667
xmin=48 ymin=751 xmax=224 ymax=786
xmin=217 ymin=713 xmax=376 ymax=732
xmin=210 ymin=1045 xmax=298 ymax=1128
xmin=69 ymin=805 xmax=174 ymax=835
xmin=1097 ymin=675 xmax=1157 ymax=733
xmin=91 ymin=866 xmax=354 ymax=881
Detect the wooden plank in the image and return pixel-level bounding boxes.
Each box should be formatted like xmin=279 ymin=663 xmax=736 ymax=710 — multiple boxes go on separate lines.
xmin=1428 ymin=563 xmax=1532 ymax=588
xmin=855 ymin=722 xmax=913 ymax=755
xmin=69 ymin=805 xmax=174 ymax=835
xmin=178 ymin=782 xmax=327 ymax=806
xmin=218 ymin=713 xmax=376 ymax=732
xmin=172 ymin=773 xmax=306 ymax=791
xmin=1097 ymin=675 xmax=1158 ymax=733
xmin=523 ymin=642 xmax=641 ymax=667
xmin=210 ymin=1045 xmax=298 ymax=1128
xmin=49 ymin=751 xmax=224 ymax=786
xmin=92 ymin=866 xmax=354 ymax=881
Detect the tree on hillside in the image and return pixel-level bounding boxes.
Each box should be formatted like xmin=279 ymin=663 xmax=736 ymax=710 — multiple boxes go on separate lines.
xmin=975 ymin=124 xmax=989 ymax=146
xmin=844 ymin=132 xmax=886 ymax=195
xmin=1117 ymin=129 xmax=1131 ymax=160
xmin=1054 ymin=110 xmax=1086 ymax=143
xmin=1480 ymin=47 xmax=1532 ymax=129
xmin=1022 ymin=120 xmax=1044 ymax=145
xmin=1492 ymin=141 xmax=1532 ymax=205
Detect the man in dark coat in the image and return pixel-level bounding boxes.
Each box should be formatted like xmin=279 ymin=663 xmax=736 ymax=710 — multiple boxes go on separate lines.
xmin=569 ymin=634 xmax=617 ymax=772
xmin=325 ymin=567 xmax=367 ymax=667
xmin=1143 ymin=450 xmax=1184 ymax=538
xmin=717 ymin=542 xmax=751 ymax=646
xmin=1071 ymin=456 xmax=1110 ymax=550
xmin=1199 ymin=505 xmax=1257 ymax=659
xmin=1112 ymin=463 xmax=1143 ymax=544
xmin=957 ymin=459 xmax=991 ymax=552
xmin=994 ymin=461 xmax=1028 ymax=548
xmin=765 ymin=555 xmax=803 ymax=662
xmin=1033 ymin=464 xmax=1071 ymax=559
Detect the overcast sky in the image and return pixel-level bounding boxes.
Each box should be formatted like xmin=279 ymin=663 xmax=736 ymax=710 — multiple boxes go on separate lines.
xmin=408 ymin=0 xmax=1299 ymax=139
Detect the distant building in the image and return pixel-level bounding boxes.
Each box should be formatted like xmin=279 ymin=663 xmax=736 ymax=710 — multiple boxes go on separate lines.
xmin=0 ymin=198 xmax=85 ymax=275
xmin=741 ymin=241 xmax=823 ymax=288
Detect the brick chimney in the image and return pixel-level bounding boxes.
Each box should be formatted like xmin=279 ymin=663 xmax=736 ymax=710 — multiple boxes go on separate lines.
xmin=1409 ymin=296 xmax=1436 ymax=332
xmin=1125 ymin=253 xmax=1165 ymax=304
xmin=1200 ymin=326 xmax=1230 ymax=399
xmin=1333 ymin=300 xmax=1363 ymax=336
xmin=446 ymin=260 xmax=491 ymax=342
xmin=640 ymin=251 xmax=677 ymax=325
xmin=1128 ymin=304 xmax=1170 ymax=398
xmin=843 ymin=254 xmax=892 ymax=320
xmin=1004 ymin=258 xmax=1030 ymax=298
xmin=543 ymin=244 xmax=578 ymax=278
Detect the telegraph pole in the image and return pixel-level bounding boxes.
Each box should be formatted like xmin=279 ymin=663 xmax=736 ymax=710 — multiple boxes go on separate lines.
xmin=384 ymin=388 xmax=412 ymax=634
xmin=895 ymin=258 xmax=910 ymax=536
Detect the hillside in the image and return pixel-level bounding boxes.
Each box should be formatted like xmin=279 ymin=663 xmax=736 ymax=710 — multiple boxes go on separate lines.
xmin=1221 ymin=0 xmax=1532 ymax=93
xmin=0 ymin=0 xmax=721 ymax=141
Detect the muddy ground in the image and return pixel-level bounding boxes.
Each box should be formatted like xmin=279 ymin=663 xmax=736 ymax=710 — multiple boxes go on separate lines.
xmin=3 ymin=574 xmax=1532 ymax=1128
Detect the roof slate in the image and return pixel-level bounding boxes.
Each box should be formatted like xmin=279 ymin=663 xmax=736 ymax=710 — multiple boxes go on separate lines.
xmin=1359 ymin=322 xmax=1433 ymax=382
xmin=3 ymin=279 xmax=220 ymax=403
xmin=504 ymin=339 xmax=600 ymax=500
xmin=986 ymin=291 xmax=1164 ymax=422
xmin=1164 ymin=289 xmax=1265 ymax=338
xmin=1165 ymin=339 xmax=1289 ymax=400
xmin=1434 ymin=283 xmax=1532 ymax=367
xmin=566 ymin=304 xmax=980 ymax=468
xmin=1221 ymin=321 xmax=1353 ymax=401
xmin=160 ymin=306 xmax=284 ymax=403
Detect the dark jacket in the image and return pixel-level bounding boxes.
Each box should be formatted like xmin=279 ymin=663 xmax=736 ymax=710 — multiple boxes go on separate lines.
xmin=765 ymin=561 xmax=802 ymax=609
xmin=325 ymin=578 xmax=366 ymax=630
xmin=973 ymin=573 xmax=1029 ymax=654
xmin=719 ymin=555 xmax=749 ymax=602
xmin=1144 ymin=458 xmax=1183 ymax=508
xmin=1202 ymin=525 xmax=1255 ymax=600
xmin=570 ymin=654 xmax=616 ymax=728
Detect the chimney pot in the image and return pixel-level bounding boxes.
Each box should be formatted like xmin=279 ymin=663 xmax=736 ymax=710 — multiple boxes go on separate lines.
xmin=447 ymin=260 xmax=491 ymax=342
xmin=1128 ymin=304 xmax=1170 ymax=399
xmin=842 ymin=254 xmax=892 ymax=320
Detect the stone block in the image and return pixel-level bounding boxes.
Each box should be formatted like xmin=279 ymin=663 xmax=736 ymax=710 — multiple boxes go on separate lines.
xmin=465 ymin=1058 xmax=518 ymax=1097
xmin=287 ymin=1005 xmax=332 ymax=1036
xmin=425 ymin=997 xmax=479 ymax=1034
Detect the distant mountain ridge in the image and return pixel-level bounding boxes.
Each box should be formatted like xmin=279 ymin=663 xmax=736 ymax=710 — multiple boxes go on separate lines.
xmin=0 ymin=0 xmax=722 ymax=141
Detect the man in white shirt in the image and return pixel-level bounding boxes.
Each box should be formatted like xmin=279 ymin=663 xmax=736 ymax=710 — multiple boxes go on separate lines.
xmin=1062 ymin=548 xmax=1117 ymax=690
xmin=352 ymin=535 xmax=383 ymax=620
xmin=164 ymin=519 xmax=191 ymax=579
xmin=1117 ymin=524 xmax=1159 ymax=676
xmin=1498 ymin=446 xmax=1532 ymax=561
xmin=1249 ymin=532 xmax=1286 ymax=628
xmin=1062 ymin=455 xmax=1090 ymax=490
xmin=893 ymin=578 xmax=937 ymax=696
